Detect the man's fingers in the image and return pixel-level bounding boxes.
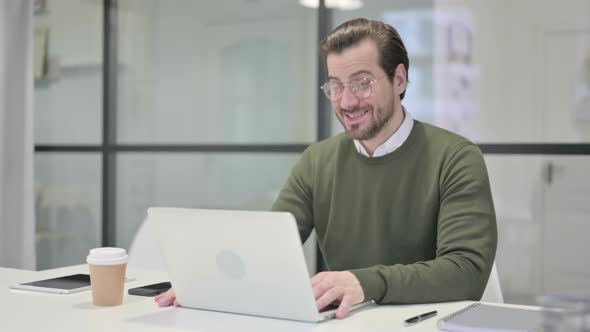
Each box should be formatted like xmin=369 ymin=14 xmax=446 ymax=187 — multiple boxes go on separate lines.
xmin=154 ymin=289 xmax=176 ymax=307
xmin=311 ymin=272 xmax=326 ymax=287
xmin=335 ymin=295 xmax=352 ymax=319
xmin=154 ymin=290 xmax=170 ymax=301
xmin=312 ymin=278 xmax=331 ymax=299
xmin=312 ymin=271 xmax=365 ymax=318
xmin=154 ymin=292 xmax=169 ymax=303
xmin=316 ymin=287 xmax=342 ymax=311
xmin=155 ymin=295 xmax=172 ymax=307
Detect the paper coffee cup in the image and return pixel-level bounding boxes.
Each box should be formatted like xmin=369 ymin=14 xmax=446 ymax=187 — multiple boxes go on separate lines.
xmin=87 ymin=247 xmax=128 ymax=306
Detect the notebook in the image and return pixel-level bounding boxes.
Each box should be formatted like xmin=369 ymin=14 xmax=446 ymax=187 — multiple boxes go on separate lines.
xmin=438 ymin=302 xmax=543 ymax=332
xmin=149 ymin=207 xmax=373 ymax=322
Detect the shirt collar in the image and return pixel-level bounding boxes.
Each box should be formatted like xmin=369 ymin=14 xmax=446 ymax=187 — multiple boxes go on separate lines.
xmin=353 ymin=109 xmax=414 ymax=157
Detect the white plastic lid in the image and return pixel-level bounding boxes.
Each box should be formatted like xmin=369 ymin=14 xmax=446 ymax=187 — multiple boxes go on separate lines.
xmin=86 ymin=247 xmax=128 ymax=265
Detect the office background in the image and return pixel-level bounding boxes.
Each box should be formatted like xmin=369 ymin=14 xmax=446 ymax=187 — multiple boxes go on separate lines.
xmin=1 ymin=0 xmax=588 ymax=308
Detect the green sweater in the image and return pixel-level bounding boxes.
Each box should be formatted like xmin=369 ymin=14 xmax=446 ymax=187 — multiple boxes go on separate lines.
xmin=272 ymin=120 xmax=497 ymax=304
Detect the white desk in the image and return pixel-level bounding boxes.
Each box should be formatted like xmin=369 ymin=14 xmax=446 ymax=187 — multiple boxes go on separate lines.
xmin=1 ymin=265 xmax=539 ymax=331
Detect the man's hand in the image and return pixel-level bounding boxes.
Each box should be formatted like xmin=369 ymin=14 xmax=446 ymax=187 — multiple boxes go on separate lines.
xmin=154 ymin=288 xmax=178 ymax=307
xmin=311 ymin=271 xmax=365 ymax=319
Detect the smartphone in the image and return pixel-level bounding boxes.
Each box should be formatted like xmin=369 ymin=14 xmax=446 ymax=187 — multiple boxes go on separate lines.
xmin=128 ymin=281 xmax=171 ymax=297
xmin=9 ymin=274 xmax=135 ymax=294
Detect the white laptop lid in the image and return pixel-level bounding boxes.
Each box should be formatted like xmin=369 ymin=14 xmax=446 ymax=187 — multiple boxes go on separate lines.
xmin=148 ymin=207 xmax=325 ymax=322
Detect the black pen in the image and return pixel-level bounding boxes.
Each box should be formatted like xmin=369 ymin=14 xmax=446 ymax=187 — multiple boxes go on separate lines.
xmin=404 ymin=310 xmax=438 ymax=325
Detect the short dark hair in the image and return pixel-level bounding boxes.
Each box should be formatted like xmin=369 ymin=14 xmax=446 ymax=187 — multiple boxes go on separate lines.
xmin=320 ymin=18 xmax=409 ymax=100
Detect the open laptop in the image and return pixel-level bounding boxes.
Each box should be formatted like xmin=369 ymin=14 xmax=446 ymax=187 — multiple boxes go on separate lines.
xmin=148 ymin=207 xmax=372 ymax=322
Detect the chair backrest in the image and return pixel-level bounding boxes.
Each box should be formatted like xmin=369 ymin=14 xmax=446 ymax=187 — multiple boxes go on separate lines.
xmin=480 ymin=261 xmax=504 ymax=303
xmin=127 ymin=218 xmax=166 ymax=271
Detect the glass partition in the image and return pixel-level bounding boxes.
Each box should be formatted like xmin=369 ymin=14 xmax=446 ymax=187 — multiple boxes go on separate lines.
xmin=117 ymin=0 xmax=318 ymax=144
xmin=116 ymin=153 xmax=299 ymax=249
xmin=34 ymin=0 xmax=103 ymax=145
xmin=328 ymin=0 xmax=590 ymax=143
xmin=34 ymin=153 xmax=101 ymax=270
xmin=485 ymin=154 xmax=590 ymax=304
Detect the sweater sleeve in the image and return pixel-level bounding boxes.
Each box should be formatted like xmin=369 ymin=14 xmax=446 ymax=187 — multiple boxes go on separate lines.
xmin=271 ymin=148 xmax=315 ymax=243
xmin=350 ymin=144 xmax=498 ymax=303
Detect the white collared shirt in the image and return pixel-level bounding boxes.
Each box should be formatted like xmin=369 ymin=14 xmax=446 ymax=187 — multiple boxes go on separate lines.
xmin=353 ymin=110 xmax=414 ymax=157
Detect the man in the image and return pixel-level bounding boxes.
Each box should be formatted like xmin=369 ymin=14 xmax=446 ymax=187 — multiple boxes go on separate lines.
xmin=156 ymin=18 xmax=497 ymax=320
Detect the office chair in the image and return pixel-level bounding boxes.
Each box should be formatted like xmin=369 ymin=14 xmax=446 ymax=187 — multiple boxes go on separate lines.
xmin=480 ymin=261 xmax=504 ymax=303
xmin=127 ymin=218 xmax=166 ymax=271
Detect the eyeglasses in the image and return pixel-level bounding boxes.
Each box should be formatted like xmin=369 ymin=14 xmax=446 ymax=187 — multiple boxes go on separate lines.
xmin=320 ymin=74 xmax=386 ymax=101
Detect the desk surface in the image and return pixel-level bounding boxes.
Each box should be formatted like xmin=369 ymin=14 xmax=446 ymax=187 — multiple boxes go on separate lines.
xmin=1 ymin=265 xmax=539 ymax=332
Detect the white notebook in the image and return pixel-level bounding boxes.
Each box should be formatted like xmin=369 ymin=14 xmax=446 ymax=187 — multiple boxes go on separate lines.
xmin=438 ymin=303 xmax=543 ymax=332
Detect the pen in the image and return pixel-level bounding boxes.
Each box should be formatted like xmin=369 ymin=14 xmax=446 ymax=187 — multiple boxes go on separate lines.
xmin=404 ymin=310 xmax=437 ymax=325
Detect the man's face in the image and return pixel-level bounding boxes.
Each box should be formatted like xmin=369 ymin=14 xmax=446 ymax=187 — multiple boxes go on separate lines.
xmin=326 ymin=39 xmax=399 ymax=141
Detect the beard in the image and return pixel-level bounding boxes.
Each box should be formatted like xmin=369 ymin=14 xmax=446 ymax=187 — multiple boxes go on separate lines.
xmin=338 ymin=103 xmax=395 ymax=141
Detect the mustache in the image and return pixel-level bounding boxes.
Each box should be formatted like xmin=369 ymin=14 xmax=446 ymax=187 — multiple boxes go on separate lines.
xmin=340 ymin=106 xmax=371 ymax=113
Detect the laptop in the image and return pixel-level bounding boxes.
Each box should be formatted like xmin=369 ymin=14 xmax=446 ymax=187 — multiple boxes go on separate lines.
xmin=148 ymin=207 xmax=372 ymax=322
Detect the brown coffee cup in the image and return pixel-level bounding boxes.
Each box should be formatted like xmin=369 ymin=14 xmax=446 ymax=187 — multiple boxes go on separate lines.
xmin=86 ymin=247 xmax=128 ymax=306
